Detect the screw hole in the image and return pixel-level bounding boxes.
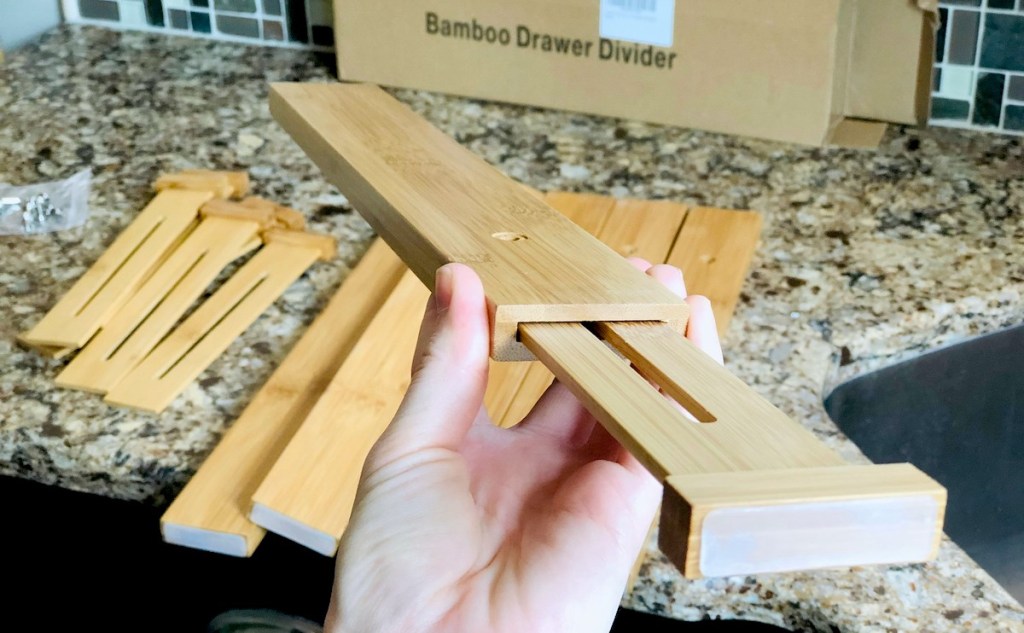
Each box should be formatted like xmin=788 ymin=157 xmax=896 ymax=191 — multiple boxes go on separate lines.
xmin=492 ymin=232 xmax=528 ymax=242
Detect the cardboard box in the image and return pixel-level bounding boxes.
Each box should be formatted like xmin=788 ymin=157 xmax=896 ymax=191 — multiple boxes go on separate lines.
xmin=335 ymin=0 xmax=937 ymax=148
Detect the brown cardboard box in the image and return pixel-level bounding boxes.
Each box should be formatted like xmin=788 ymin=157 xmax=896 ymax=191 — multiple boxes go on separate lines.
xmin=335 ymin=0 xmax=937 ymax=147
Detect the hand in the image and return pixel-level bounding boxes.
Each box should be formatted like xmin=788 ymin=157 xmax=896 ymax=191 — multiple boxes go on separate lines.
xmin=326 ymin=260 xmax=723 ymax=633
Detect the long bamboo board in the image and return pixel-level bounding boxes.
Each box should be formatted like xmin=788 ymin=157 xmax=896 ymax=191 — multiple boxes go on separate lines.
xmin=249 ymin=271 xmax=429 ymax=554
xmin=246 ymin=194 xmax=755 ymax=557
xmin=269 ymin=82 xmax=687 ymax=361
xmin=161 ymin=239 xmax=405 ymax=556
xmin=270 ymin=82 xmax=946 ymax=579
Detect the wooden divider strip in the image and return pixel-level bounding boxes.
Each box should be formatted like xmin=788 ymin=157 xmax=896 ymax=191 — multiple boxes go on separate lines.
xmin=56 ymin=217 xmax=263 ymax=394
xmin=160 ymin=239 xmax=405 ymax=556
xmin=105 ymin=239 xmax=327 ymax=413
xmin=21 ymin=189 xmax=212 ymax=350
xmin=249 ymin=271 xmax=429 ymax=555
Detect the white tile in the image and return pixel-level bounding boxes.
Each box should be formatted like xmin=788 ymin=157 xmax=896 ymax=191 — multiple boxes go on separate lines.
xmin=939 ymin=66 xmax=974 ymax=100
xmin=164 ymin=0 xmax=190 ymax=8
xmin=118 ymin=1 xmax=149 ymax=26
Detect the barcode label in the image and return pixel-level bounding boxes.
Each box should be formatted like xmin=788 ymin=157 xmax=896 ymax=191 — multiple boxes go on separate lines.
xmin=607 ymin=0 xmax=658 ymax=12
xmin=600 ymin=0 xmax=675 ymax=48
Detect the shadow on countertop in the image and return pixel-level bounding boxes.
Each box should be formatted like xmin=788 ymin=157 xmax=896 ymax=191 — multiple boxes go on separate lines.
xmin=0 ymin=474 xmax=792 ymax=631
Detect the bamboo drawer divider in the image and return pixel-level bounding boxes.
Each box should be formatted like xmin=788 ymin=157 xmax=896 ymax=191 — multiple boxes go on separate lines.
xmin=21 ymin=169 xmax=338 ymax=415
xmin=104 ymin=231 xmax=335 ymax=413
xmin=56 ymin=203 xmax=274 ymax=394
xmin=20 ymin=189 xmax=214 ymax=352
xmin=161 ymin=239 xmax=405 ymax=556
xmin=249 ymin=270 xmax=429 ymax=554
xmin=268 ymin=82 xmax=947 ymax=579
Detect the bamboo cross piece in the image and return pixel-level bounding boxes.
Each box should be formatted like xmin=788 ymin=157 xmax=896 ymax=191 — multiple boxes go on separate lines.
xmin=270 ymin=82 xmax=947 ymax=579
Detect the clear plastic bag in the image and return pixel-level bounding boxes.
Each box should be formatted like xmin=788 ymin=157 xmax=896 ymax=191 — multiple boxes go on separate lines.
xmin=0 ymin=168 xmax=92 ymax=236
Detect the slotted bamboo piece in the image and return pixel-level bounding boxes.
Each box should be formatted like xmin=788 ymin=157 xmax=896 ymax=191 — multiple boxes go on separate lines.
xmin=484 ymin=191 xmax=616 ymax=427
xmin=249 ymin=270 xmax=429 ymax=554
xmin=491 ymin=195 xmax=690 ymax=428
xmin=20 ymin=189 xmax=212 ymax=350
xmin=104 ymin=232 xmax=335 ymax=413
xmin=56 ymin=213 xmax=266 ymax=394
xmin=270 ymin=82 xmax=687 ymax=361
xmin=625 ymin=200 xmax=765 ymax=589
xmin=271 ymin=82 xmax=947 ymax=578
xmin=155 ymin=170 xmax=249 ymax=199
xmin=161 ymin=239 xmax=405 ymax=556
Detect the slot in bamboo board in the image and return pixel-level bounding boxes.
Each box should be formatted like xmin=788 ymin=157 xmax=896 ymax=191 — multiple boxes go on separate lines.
xmin=105 ymin=238 xmax=327 ymax=413
xmin=56 ymin=216 xmax=263 ymax=394
xmin=21 ymin=189 xmax=211 ymax=350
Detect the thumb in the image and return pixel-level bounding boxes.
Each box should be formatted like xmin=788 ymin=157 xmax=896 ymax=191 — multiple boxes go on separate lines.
xmin=371 ymin=263 xmax=491 ymax=463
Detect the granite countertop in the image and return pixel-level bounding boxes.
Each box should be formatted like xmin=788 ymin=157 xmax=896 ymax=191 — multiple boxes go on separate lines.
xmin=1 ymin=25 xmax=1022 ymax=632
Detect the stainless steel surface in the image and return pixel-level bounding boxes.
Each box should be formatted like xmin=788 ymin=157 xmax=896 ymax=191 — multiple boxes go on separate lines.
xmin=825 ymin=325 xmax=1024 ymax=602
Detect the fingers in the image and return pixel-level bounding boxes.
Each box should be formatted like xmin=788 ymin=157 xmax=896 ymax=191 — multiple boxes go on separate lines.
xmin=645 ymin=264 xmax=686 ymax=298
xmin=684 ymin=295 xmax=724 ymax=365
xmin=370 ymin=264 xmax=491 ymax=464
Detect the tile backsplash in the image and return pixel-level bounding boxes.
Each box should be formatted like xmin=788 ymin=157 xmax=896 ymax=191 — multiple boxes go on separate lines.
xmin=63 ymin=1 xmax=1024 ymax=137
xmin=62 ymin=0 xmax=334 ymax=50
xmin=933 ymin=0 xmax=1024 ymax=136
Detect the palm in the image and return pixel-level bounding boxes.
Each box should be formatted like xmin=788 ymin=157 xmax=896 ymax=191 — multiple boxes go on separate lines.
xmin=328 ymin=261 xmax=721 ymax=633
xmin=337 ymin=400 xmax=660 ymax=633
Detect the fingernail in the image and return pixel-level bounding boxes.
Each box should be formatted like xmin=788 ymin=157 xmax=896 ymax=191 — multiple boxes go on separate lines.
xmin=435 ymin=265 xmax=455 ymax=310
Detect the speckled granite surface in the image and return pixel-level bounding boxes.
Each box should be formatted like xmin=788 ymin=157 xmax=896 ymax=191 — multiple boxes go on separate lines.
xmin=1 ymin=25 xmax=1022 ymax=632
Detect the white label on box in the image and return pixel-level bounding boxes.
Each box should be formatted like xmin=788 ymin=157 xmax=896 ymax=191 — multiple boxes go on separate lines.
xmin=599 ymin=0 xmax=676 ymax=48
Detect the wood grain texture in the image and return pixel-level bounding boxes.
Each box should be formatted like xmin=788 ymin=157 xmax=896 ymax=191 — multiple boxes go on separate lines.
xmin=21 ymin=189 xmax=211 ymax=350
xmin=660 ymin=464 xmax=947 ymax=578
xmin=249 ymin=270 xmax=430 ymax=554
xmin=104 ymin=239 xmax=324 ymax=413
xmin=666 ymin=207 xmax=763 ymax=337
xmin=155 ymin=170 xmax=249 ymax=199
xmin=596 ymin=321 xmax=844 ymax=470
xmin=496 ymin=195 xmax=691 ymax=428
xmin=160 ymin=239 xmax=405 ymax=556
xmin=521 ymin=321 xmax=734 ymax=482
xmin=270 ymin=82 xmax=686 ymax=360
xmin=56 ymin=217 xmax=262 ymax=394
xmin=599 ymin=198 xmax=688 ymax=260
xmin=484 ymin=191 xmax=617 ymax=427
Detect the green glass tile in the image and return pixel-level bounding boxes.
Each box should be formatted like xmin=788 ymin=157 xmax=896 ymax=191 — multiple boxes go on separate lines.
xmin=79 ymin=0 xmax=120 ymax=21
xmin=169 ymin=8 xmax=189 ymax=29
xmin=216 ymin=14 xmax=260 ymax=37
xmin=145 ymin=0 xmax=165 ymax=26
xmin=191 ymin=10 xmax=211 ymax=32
xmin=931 ymin=97 xmax=970 ymax=120
xmin=285 ymin=0 xmax=308 ymax=42
xmin=973 ymin=72 xmax=1006 ymax=126
xmin=262 ymin=0 xmax=281 ymax=16
xmin=214 ymin=0 xmax=256 ymax=12
xmin=980 ymin=13 xmax=1024 ymax=71
xmin=1005 ymin=105 xmax=1024 ymax=130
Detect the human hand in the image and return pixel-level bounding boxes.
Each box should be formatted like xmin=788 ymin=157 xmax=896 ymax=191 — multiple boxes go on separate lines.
xmin=326 ymin=260 xmax=723 ymax=633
